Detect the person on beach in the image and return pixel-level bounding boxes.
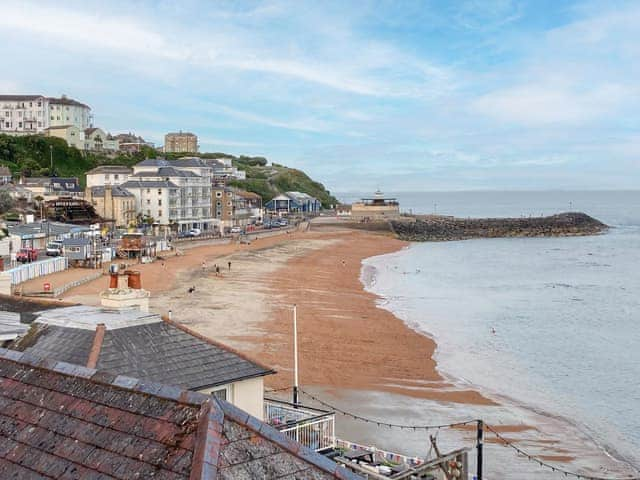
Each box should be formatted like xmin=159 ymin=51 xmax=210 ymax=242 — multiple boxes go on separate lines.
xmin=228 ymin=261 xmax=231 ymax=271
xmin=216 ymin=265 xmax=220 ymax=276
xmin=188 ymin=286 xmax=195 ymax=294
xmin=201 ymin=261 xmax=206 ymax=273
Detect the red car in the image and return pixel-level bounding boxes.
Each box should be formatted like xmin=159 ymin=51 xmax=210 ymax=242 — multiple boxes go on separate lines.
xmin=16 ymin=248 xmax=38 ymax=263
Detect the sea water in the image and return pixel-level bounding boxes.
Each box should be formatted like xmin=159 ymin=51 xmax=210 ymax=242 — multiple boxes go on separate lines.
xmin=341 ymin=191 xmax=640 ymax=469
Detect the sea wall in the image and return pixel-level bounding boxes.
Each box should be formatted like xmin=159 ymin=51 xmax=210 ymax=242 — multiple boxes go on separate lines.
xmin=390 ymin=212 xmax=608 ymax=242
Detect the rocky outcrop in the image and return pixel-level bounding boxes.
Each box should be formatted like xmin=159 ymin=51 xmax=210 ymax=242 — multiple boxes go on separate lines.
xmin=390 ymin=212 xmax=608 ymax=242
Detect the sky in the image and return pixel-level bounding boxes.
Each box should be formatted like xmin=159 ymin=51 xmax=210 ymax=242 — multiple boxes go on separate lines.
xmin=1 ymin=0 xmax=638 ymax=192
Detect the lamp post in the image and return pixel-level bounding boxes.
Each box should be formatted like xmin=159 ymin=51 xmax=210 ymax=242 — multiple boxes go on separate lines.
xmin=49 ymin=145 xmax=53 ymax=175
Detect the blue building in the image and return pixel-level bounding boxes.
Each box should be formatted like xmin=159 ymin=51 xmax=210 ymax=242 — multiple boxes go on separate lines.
xmin=265 ymin=191 xmax=322 ymax=214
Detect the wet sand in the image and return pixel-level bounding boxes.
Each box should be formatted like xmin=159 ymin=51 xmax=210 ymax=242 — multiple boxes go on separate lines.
xmin=59 ymin=225 xmax=638 ymax=478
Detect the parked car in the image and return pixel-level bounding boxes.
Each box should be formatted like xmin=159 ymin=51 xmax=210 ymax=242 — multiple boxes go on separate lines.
xmin=188 ymin=228 xmax=201 ymax=237
xmin=230 ymin=226 xmax=243 ymax=234
xmin=16 ymin=248 xmax=38 ymax=263
xmin=46 ymin=242 xmax=63 ymax=257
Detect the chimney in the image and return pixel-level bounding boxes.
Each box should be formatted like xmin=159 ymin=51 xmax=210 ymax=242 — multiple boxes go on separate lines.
xmin=125 ymin=270 xmax=142 ymax=289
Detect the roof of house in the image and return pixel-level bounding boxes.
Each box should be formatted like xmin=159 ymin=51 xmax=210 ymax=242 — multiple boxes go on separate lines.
xmin=121 ymin=180 xmax=179 ymax=189
xmin=0 ymin=95 xmax=44 ymax=102
xmin=48 ymin=96 xmax=90 ymax=109
xmin=84 ymin=127 xmax=103 ymax=136
xmin=10 ymin=305 xmax=275 ymax=391
xmin=8 ymin=221 xmax=90 ymax=238
xmin=44 ymin=124 xmax=77 ymax=131
xmin=89 ymin=185 xmax=135 ymax=198
xmin=166 ymin=131 xmax=197 ymax=137
xmin=86 ymin=165 xmax=133 ymax=175
xmin=0 ymin=312 xmax=29 ymax=342
xmin=0 ymin=348 xmax=359 ymax=480
xmin=61 ymin=238 xmax=91 ymax=247
xmin=132 ymin=167 xmax=200 ymax=178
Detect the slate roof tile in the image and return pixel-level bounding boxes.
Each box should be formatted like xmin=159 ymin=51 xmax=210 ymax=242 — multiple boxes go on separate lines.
xmin=0 ymin=349 xmax=360 ymax=480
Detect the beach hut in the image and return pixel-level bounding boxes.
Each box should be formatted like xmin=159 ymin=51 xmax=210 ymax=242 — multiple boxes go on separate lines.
xmin=62 ymin=237 xmax=91 ymax=263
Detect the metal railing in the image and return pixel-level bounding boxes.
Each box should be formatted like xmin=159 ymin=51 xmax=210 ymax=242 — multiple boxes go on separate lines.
xmin=264 ymin=398 xmax=336 ymax=452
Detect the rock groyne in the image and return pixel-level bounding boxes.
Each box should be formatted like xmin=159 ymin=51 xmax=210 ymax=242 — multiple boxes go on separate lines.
xmin=391 ymin=212 xmax=608 ymax=242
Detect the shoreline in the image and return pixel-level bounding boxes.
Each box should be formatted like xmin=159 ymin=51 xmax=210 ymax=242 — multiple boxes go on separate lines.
xmin=59 ymin=226 xmax=638 ymax=477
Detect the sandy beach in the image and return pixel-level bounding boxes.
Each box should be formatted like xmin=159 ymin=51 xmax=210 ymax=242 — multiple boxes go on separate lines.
xmin=60 ymin=225 xmax=638 ymax=477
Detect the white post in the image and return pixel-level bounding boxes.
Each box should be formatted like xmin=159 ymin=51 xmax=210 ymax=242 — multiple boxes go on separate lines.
xmin=293 ymin=304 xmax=299 ymax=405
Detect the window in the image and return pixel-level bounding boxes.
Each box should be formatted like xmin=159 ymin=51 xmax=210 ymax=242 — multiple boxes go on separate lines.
xmin=216 ymin=201 xmax=221 ymax=207
xmin=4 ymin=112 xmax=8 ymax=117
xmin=50 ymin=116 xmax=54 ymax=120
xmin=18 ymin=111 xmax=22 ymax=117
xmin=157 ymin=189 xmax=161 ymax=195
xmin=4 ymin=122 xmax=9 ymax=128
xmin=146 ymin=199 xmax=150 ymax=205
xmin=29 ymin=102 xmax=32 ymax=107
xmin=158 ymin=199 xmax=162 ymax=206
xmin=227 ymin=201 xmax=232 ymax=207
xmin=146 ymin=189 xmax=150 ymax=193
xmin=18 ymin=122 xmax=22 ymax=128
xmin=114 ymin=174 xmax=119 ymax=180
xmin=158 ymin=210 xmax=162 ymax=217
xmin=216 ymin=192 xmax=222 ymax=198
xmin=38 ymin=122 xmax=42 ymax=127
xmin=68 ymin=246 xmax=81 ymax=253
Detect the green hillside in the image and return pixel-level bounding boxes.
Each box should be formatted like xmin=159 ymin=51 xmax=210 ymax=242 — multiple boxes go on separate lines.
xmin=0 ymin=134 xmax=337 ymax=206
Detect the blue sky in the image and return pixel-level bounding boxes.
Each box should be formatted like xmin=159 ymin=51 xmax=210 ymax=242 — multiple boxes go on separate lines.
xmin=1 ymin=0 xmax=638 ymax=192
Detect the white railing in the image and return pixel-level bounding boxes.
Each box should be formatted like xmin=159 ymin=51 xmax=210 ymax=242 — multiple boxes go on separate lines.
xmin=264 ymin=399 xmax=336 ymax=452
xmin=280 ymin=416 xmax=335 ymax=452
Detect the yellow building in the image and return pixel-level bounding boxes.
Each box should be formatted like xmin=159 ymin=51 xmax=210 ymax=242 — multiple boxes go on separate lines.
xmin=164 ymin=131 xmax=198 ymax=153
xmin=351 ymin=190 xmax=401 ymax=221
xmin=86 ymin=185 xmax=137 ymax=227
xmin=44 ymin=125 xmax=84 ymax=150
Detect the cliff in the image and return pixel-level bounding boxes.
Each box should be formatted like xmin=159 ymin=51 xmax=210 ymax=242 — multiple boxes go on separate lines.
xmin=390 ymin=212 xmax=608 ymax=242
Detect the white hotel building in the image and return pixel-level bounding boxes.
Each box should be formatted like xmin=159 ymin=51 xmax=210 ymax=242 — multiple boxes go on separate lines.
xmin=0 ymin=94 xmax=92 ymax=134
xmin=119 ymin=158 xmax=217 ymax=234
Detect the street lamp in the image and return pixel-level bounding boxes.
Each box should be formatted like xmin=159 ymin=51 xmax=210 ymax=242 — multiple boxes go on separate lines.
xmin=49 ymin=145 xmax=53 ymax=175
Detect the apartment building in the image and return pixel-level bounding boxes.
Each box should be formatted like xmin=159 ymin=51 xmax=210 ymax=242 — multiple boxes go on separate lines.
xmin=113 ymin=132 xmax=154 ymax=153
xmin=0 ymin=95 xmax=92 ymax=134
xmin=122 ymin=158 xmax=215 ymax=233
xmin=164 ymin=131 xmax=198 ymax=153
xmin=85 ymin=185 xmax=136 ymax=228
xmin=44 ymin=125 xmax=84 ymax=149
xmin=85 ymin=165 xmax=133 ymax=188
xmin=84 ymin=128 xmax=119 ymax=151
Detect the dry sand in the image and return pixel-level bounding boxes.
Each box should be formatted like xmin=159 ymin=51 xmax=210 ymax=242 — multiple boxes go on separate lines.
xmin=58 ymin=225 xmax=637 ymax=477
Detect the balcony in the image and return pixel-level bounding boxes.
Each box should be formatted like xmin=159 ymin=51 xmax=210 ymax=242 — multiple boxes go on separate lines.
xmin=264 ymin=398 xmax=335 ymax=452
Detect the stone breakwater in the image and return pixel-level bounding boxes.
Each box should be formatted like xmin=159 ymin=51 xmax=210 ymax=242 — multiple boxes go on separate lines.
xmin=390 ymin=212 xmax=608 ymax=242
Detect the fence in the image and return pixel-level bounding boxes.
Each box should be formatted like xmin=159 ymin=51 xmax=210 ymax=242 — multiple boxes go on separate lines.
xmin=3 ymin=257 xmax=68 ymax=285
xmin=264 ymin=399 xmax=335 ymax=452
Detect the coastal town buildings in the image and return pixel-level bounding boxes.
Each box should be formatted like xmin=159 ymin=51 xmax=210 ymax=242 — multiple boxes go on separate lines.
xmin=19 ymin=176 xmax=83 ymax=200
xmin=350 ymin=190 xmax=401 ymax=220
xmin=265 ymin=191 xmax=322 ymax=215
xmin=44 ymin=125 xmax=84 ymax=149
xmin=0 ymin=95 xmax=92 ymax=134
xmin=121 ymin=158 xmax=215 ymax=233
xmin=114 ymin=132 xmax=154 ymax=152
xmin=164 ymin=131 xmax=198 ymax=153
xmin=203 ymin=156 xmax=247 ymax=180
xmin=84 ymin=127 xmax=119 ymax=151
xmin=85 ymin=184 xmax=136 ymax=227
xmin=0 ymin=94 xmax=92 ymax=134
xmin=85 ymin=165 xmax=133 ymax=188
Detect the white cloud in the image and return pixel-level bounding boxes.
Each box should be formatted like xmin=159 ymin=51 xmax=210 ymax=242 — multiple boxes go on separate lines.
xmin=471 ymin=82 xmax=631 ymax=126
